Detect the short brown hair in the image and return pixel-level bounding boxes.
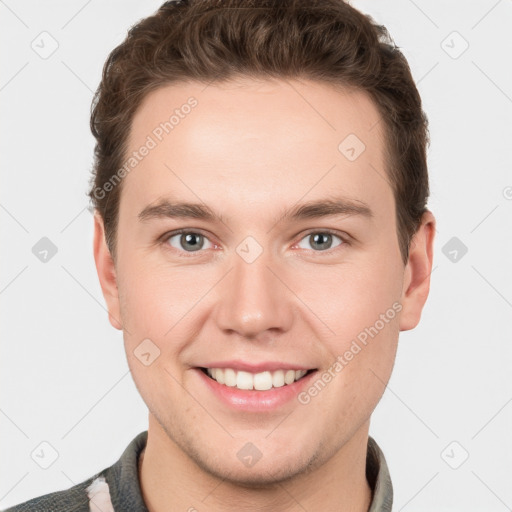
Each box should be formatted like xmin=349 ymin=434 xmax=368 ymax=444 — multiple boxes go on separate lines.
xmin=88 ymin=0 xmax=429 ymax=264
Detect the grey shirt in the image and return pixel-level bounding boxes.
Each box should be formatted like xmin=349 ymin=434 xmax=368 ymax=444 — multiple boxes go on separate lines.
xmin=3 ymin=431 xmax=393 ymax=511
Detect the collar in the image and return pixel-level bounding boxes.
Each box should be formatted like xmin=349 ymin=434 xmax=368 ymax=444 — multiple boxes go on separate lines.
xmin=366 ymin=435 xmax=394 ymax=511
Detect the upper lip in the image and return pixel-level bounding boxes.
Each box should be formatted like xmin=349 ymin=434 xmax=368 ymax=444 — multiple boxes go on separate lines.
xmin=197 ymin=360 xmax=316 ymax=373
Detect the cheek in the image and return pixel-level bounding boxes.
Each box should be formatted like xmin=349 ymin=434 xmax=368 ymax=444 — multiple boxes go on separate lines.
xmin=293 ymin=258 xmax=401 ymax=404
xmin=118 ymin=265 xmax=191 ymax=406
xmin=117 ymin=256 xmax=201 ymax=338
xmin=292 ymin=254 xmax=403 ymax=338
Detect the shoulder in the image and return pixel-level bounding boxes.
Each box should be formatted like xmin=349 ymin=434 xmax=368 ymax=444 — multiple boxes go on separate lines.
xmin=2 ymin=472 xmax=109 ymax=512
xmin=3 ymin=431 xmax=148 ymax=512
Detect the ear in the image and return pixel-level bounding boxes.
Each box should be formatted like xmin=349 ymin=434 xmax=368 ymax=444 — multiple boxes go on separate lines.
xmin=399 ymin=210 xmax=436 ymax=331
xmin=93 ymin=211 xmax=123 ymax=330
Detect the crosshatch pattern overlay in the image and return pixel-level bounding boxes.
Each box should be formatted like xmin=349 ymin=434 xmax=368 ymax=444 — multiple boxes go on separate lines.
xmin=1 ymin=1 xmax=511 ymax=511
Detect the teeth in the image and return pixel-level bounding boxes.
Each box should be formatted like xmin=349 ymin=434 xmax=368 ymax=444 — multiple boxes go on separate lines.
xmin=254 ymin=371 xmax=273 ymax=391
xmin=285 ymin=370 xmax=296 ymax=385
xmin=224 ymin=368 xmax=237 ymax=387
xmin=236 ymin=371 xmax=254 ymax=390
xmin=205 ymin=368 xmax=308 ymax=390
xmin=272 ymin=370 xmax=285 ymax=388
xmin=215 ymin=368 xmax=225 ymax=385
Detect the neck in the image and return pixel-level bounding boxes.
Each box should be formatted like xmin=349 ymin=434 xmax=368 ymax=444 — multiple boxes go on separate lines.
xmin=139 ymin=416 xmax=372 ymax=512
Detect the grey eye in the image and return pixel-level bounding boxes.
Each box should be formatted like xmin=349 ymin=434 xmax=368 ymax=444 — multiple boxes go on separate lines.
xmin=297 ymin=232 xmax=343 ymax=251
xmin=167 ymin=232 xmax=213 ymax=252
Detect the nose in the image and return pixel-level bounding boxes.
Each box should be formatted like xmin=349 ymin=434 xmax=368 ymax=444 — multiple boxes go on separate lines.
xmin=213 ymin=249 xmax=295 ymax=341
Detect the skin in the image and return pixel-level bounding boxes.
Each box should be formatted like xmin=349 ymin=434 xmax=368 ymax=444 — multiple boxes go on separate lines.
xmin=94 ymin=78 xmax=435 ymax=512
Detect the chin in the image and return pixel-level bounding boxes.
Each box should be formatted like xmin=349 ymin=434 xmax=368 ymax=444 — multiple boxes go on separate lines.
xmin=199 ymin=457 xmax=314 ymax=488
xmin=186 ymin=439 xmax=323 ymax=488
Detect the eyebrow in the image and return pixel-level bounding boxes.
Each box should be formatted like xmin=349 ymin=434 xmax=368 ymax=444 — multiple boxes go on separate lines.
xmin=138 ymin=197 xmax=373 ymax=224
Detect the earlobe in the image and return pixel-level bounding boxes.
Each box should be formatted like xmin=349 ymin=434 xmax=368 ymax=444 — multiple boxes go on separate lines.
xmin=93 ymin=212 xmax=123 ymax=331
xmin=399 ymin=210 xmax=436 ymax=332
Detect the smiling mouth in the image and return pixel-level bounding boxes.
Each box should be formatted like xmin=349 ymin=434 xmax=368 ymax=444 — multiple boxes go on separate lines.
xmin=199 ymin=367 xmax=316 ymax=391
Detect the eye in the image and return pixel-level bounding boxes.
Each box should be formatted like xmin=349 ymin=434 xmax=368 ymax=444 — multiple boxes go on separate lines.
xmin=160 ymin=229 xmax=347 ymax=256
xmin=164 ymin=230 xmax=215 ymax=253
xmin=295 ymin=231 xmax=345 ymax=252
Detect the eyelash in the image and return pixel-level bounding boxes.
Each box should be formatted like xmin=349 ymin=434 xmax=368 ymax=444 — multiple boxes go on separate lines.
xmin=158 ymin=228 xmax=350 ymax=258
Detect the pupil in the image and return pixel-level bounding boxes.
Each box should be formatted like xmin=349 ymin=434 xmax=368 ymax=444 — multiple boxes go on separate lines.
xmin=182 ymin=233 xmax=203 ymax=251
xmin=312 ymin=233 xmax=331 ymax=250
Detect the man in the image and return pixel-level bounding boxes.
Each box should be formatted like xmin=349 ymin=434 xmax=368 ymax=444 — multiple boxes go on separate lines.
xmin=5 ymin=0 xmax=435 ymax=510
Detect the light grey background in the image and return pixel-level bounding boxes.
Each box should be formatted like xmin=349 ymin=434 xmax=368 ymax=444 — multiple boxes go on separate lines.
xmin=1 ymin=1 xmax=511 ymax=510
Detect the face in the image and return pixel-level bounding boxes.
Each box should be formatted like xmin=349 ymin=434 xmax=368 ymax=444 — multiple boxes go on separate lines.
xmin=94 ymin=78 xmax=434 ymax=485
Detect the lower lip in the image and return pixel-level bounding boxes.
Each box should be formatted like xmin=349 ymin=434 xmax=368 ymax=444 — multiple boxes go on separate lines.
xmin=195 ymin=368 xmax=317 ymax=412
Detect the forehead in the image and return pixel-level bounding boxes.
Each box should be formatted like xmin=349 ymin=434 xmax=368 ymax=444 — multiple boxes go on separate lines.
xmin=121 ymin=78 xmax=392 ymax=223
